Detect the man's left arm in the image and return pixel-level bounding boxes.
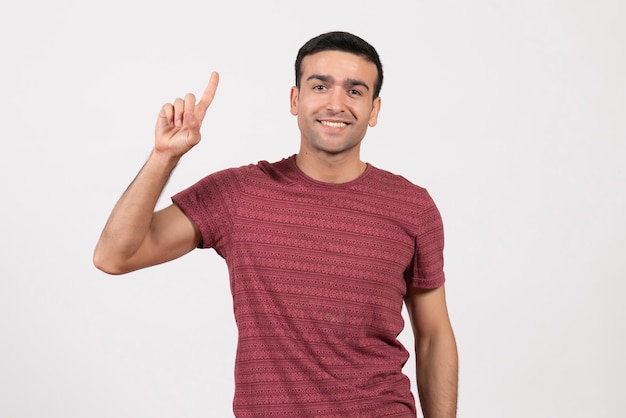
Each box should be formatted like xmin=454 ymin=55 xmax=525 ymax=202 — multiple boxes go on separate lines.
xmin=405 ymin=284 xmax=458 ymax=418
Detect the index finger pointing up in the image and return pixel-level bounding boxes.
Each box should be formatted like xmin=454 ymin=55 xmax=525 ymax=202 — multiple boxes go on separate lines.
xmin=195 ymin=71 xmax=220 ymax=121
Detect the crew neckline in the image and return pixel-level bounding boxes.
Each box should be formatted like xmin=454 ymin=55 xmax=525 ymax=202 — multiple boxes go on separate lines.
xmin=287 ymin=154 xmax=372 ymax=188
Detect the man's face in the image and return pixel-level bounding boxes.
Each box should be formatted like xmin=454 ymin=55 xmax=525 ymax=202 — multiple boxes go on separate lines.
xmin=290 ymin=50 xmax=381 ymax=158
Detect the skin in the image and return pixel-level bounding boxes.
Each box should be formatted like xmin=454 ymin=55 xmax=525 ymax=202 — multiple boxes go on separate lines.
xmin=94 ymin=52 xmax=458 ymax=416
xmin=92 ymin=72 xmax=219 ymax=274
xmin=290 ymin=50 xmax=381 ymax=183
xmin=406 ymin=286 xmax=458 ymax=418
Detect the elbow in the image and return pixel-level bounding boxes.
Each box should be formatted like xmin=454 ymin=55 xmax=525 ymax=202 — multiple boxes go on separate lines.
xmin=92 ymin=246 xmax=131 ymax=276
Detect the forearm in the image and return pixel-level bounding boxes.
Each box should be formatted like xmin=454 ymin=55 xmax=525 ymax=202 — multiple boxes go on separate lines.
xmin=93 ymin=150 xmax=179 ymax=274
xmin=416 ymin=330 xmax=458 ymax=418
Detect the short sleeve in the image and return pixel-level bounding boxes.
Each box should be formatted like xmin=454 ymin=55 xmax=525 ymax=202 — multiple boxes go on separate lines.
xmin=406 ymin=192 xmax=446 ymax=289
xmin=171 ymin=169 xmax=237 ymax=256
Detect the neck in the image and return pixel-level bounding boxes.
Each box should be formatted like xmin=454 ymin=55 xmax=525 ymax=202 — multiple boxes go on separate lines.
xmin=295 ymin=149 xmax=366 ymax=183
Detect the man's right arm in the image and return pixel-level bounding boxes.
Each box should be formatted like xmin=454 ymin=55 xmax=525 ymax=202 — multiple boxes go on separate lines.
xmin=93 ymin=72 xmax=219 ymax=275
xmin=93 ymin=152 xmax=201 ymax=274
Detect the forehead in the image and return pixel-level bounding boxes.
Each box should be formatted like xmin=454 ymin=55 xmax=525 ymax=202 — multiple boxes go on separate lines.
xmin=300 ymin=50 xmax=378 ymax=84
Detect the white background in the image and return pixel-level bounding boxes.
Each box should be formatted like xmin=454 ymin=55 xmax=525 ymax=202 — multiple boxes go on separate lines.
xmin=1 ymin=1 xmax=625 ymax=417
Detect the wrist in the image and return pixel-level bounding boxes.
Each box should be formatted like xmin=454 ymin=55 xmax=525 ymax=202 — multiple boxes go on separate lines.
xmin=150 ymin=149 xmax=181 ymax=170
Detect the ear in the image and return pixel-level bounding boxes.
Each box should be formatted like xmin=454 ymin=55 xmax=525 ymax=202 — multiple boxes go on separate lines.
xmin=290 ymin=86 xmax=299 ymax=116
xmin=368 ymin=96 xmax=382 ymax=127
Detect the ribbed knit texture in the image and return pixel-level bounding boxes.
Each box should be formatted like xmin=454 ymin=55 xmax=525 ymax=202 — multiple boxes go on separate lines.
xmin=172 ymin=155 xmax=445 ymax=417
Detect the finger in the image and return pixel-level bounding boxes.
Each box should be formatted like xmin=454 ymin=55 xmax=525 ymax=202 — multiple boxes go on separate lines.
xmin=173 ymin=98 xmax=184 ymax=127
xmin=195 ymin=71 xmax=220 ymax=121
xmin=183 ymin=92 xmax=197 ymax=127
xmin=157 ymin=103 xmax=175 ymax=130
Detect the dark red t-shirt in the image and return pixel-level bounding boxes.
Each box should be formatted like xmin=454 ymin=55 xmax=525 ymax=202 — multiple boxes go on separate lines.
xmin=172 ymin=156 xmax=445 ymax=417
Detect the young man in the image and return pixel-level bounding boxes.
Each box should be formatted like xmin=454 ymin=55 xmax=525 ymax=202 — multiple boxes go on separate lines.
xmin=94 ymin=31 xmax=458 ymax=417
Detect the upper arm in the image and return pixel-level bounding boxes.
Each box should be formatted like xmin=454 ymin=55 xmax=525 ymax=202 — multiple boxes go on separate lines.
xmin=124 ymin=204 xmax=202 ymax=272
xmin=405 ymin=285 xmax=454 ymax=342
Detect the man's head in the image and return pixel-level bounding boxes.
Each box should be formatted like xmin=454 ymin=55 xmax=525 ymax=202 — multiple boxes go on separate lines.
xmin=295 ymin=31 xmax=384 ymax=99
xmin=290 ymin=32 xmax=383 ymax=164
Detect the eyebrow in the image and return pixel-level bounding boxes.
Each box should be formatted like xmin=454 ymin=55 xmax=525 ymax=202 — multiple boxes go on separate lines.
xmin=306 ymin=74 xmax=371 ymax=91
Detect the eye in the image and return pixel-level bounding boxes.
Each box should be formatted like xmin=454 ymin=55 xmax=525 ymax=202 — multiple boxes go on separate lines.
xmin=349 ymin=89 xmax=362 ymax=96
xmin=313 ymin=85 xmax=327 ymax=91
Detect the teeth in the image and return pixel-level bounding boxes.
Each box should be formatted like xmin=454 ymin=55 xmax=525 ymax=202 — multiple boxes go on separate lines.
xmin=321 ymin=120 xmax=347 ymax=128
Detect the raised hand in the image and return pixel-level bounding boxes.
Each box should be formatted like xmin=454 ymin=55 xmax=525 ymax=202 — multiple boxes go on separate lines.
xmin=154 ymin=71 xmax=220 ymax=158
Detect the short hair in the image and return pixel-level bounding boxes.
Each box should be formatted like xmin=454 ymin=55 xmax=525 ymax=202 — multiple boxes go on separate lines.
xmin=295 ymin=31 xmax=384 ymax=99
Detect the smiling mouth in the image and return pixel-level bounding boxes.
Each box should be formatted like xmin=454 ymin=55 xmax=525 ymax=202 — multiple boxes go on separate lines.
xmin=320 ymin=120 xmax=348 ymax=128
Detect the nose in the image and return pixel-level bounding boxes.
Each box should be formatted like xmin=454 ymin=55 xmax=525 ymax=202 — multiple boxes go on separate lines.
xmin=327 ymin=88 xmax=345 ymax=113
